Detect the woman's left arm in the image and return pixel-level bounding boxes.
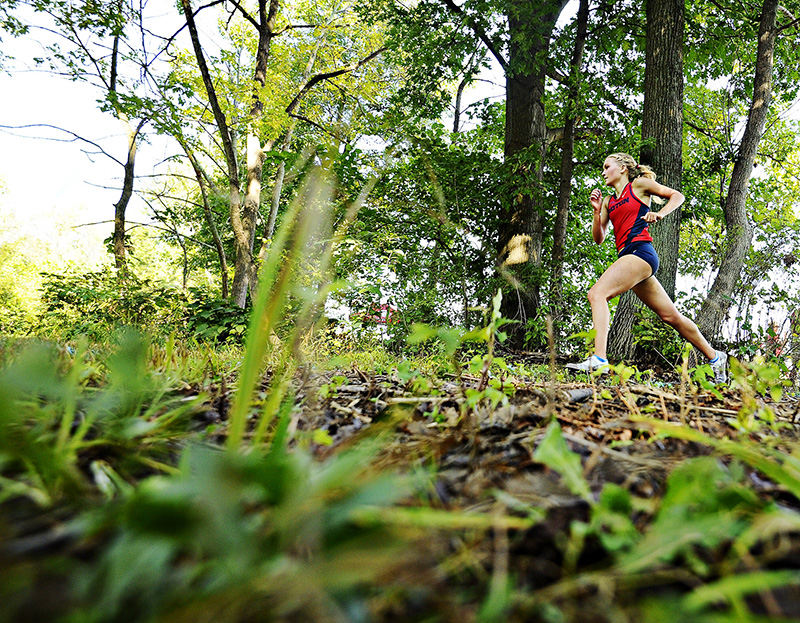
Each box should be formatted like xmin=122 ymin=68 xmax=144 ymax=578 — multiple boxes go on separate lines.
xmin=633 ymin=177 xmax=685 ymax=223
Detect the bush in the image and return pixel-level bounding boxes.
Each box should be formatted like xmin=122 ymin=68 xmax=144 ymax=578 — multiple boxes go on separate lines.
xmin=37 ymin=269 xmax=188 ymax=340
xmin=184 ymin=291 xmax=250 ymax=344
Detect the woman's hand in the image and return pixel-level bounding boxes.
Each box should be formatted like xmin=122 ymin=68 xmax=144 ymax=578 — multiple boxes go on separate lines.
xmin=641 ymin=211 xmax=663 ymax=223
xmin=590 ymin=188 xmax=603 ymax=214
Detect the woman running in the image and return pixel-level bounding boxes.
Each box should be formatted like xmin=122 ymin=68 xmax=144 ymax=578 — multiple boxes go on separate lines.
xmin=566 ymin=152 xmax=728 ymax=382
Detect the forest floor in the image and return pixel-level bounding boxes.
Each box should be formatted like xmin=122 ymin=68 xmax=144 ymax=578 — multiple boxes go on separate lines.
xmin=3 ymin=344 xmax=800 ymax=622
xmin=191 ymin=356 xmax=800 ymax=621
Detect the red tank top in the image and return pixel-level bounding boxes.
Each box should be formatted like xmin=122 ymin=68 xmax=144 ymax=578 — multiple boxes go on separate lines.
xmin=607 ymin=182 xmax=653 ymax=253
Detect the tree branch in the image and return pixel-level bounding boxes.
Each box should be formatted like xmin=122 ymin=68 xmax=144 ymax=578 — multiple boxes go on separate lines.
xmin=0 ymin=123 xmax=124 ymax=166
xmin=288 ymin=113 xmax=339 ymax=139
xmin=439 ymin=0 xmax=507 ymax=70
xmin=285 ymin=47 xmax=386 ymax=114
xmin=273 ymin=23 xmax=321 ymax=34
xmin=224 ymin=0 xmax=259 ymax=29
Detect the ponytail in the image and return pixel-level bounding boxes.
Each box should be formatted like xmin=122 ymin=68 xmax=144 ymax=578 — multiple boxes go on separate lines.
xmin=609 ymin=152 xmax=656 ymax=181
xmin=634 ymin=162 xmax=656 ymax=180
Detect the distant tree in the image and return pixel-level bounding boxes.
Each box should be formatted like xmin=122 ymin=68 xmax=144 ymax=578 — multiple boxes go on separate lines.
xmin=11 ymin=0 xmax=162 ymax=270
xmin=176 ymin=0 xmax=390 ymax=307
xmin=696 ymin=0 xmax=779 ymax=340
xmin=361 ymin=0 xmax=572 ymax=344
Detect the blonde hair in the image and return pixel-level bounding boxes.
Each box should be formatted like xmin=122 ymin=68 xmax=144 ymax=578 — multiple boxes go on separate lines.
xmin=609 ymin=152 xmax=656 ymax=181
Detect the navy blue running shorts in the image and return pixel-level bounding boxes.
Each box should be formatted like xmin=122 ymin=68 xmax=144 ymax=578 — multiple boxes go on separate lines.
xmin=619 ymin=241 xmax=659 ymax=277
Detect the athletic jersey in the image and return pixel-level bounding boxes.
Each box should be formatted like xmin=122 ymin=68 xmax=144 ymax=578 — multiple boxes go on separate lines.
xmin=607 ymin=182 xmax=653 ymax=253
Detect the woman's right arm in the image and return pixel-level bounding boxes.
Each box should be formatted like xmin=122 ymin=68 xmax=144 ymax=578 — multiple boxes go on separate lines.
xmin=591 ymin=191 xmax=609 ymax=244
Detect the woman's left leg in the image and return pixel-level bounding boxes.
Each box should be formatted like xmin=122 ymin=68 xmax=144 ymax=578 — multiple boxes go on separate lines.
xmin=631 ymin=276 xmax=716 ymax=359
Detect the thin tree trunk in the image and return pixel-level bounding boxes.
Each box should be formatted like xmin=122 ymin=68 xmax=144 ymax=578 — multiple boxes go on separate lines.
xmin=108 ymin=17 xmax=144 ymax=272
xmin=180 ymin=0 xmax=244 ymax=304
xmin=185 ymin=148 xmax=229 ymax=298
xmin=608 ymin=0 xmax=684 ymax=361
xmin=696 ymin=0 xmax=777 ymax=341
xmin=550 ymin=0 xmax=589 ymax=336
xmin=235 ymin=0 xmax=281 ymax=304
xmin=112 ymin=116 xmax=140 ymax=270
xmin=453 ymin=76 xmax=467 ymax=133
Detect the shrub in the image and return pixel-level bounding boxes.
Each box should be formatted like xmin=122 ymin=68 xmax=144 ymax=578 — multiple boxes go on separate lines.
xmin=37 ymin=269 xmax=188 ymax=340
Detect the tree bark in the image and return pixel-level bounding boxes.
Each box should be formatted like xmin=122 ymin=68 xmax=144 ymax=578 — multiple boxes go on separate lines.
xmin=641 ymin=0 xmax=684 ymax=300
xmin=108 ymin=17 xmax=144 ymax=272
xmin=498 ymin=0 xmax=569 ymax=346
xmin=696 ymin=0 xmax=777 ymax=341
xmin=234 ymin=0 xmax=281 ymax=306
xmin=608 ymin=0 xmax=684 ymax=360
xmin=550 ymin=0 xmax=589 ymax=336
xmin=112 ymin=116 xmax=143 ymax=270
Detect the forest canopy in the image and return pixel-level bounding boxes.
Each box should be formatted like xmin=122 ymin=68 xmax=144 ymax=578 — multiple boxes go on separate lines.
xmin=1 ymin=0 xmax=799 ymax=362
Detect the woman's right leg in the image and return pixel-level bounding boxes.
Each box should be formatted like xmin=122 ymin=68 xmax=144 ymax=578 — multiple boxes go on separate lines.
xmin=588 ymin=255 xmax=652 ymax=358
xmin=631 ymin=275 xmax=716 ymax=359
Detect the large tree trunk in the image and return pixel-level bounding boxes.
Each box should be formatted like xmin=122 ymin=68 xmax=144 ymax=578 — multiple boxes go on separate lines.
xmin=608 ymin=0 xmax=684 ymax=360
xmin=498 ymin=0 xmax=569 ymax=346
xmin=550 ymin=0 xmax=589 ymax=337
xmin=640 ymin=0 xmax=684 ymax=300
xmin=696 ymin=0 xmax=777 ymax=341
xmin=234 ymin=0 xmax=281 ymax=305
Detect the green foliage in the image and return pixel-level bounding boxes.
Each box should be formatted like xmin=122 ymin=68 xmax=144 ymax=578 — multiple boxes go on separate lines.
xmin=73 ymin=440 xmax=407 ymax=622
xmin=631 ymin=307 xmax=685 ymax=365
xmin=0 ymin=331 xmax=201 ymax=506
xmin=408 ymin=288 xmax=514 ymax=413
xmin=184 ymin=292 xmax=250 ymax=344
xmin=728 ymin=356 xmax=790 ymax=432
xmin=618 ymin=457 xmax=763 ymax=575
xmin=38 ymin=269 xmax=188 ymax=340
xmin=330 ymin=122 xmax=504 ymax=337
xmin=0 ymin=240 xmax=35 ymax=334
xmin=533 ymin=420 xmax=592 ymax=501
xmin=527 ymin=420 xmax=800 ymax=620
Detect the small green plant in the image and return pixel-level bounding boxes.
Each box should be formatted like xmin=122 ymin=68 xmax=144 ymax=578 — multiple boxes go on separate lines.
xmin=408 ymin=289 xmax=514 ymax=414
xmin=631 ymin=307 xmax=684 ymax=364
xmin=0 ymin=330 xmax=204 ymax=507
xmin=728 ymin=356 xmax=790 ymax=432
xmin=568 ymin=328 xmax=597 ymax=360
xmin=318 ymin=374 xmax=347 ymax=400
xmin=72 ymin=438 xmax=410 ymax=623
xmin=527 ymin=421 xmax=800 ymax=620
xmin=184 ymin=292 xmax=250 ymax=343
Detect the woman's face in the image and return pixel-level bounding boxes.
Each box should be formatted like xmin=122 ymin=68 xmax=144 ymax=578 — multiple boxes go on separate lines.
xmin=602 ymin=157 xmax=626 ymax=186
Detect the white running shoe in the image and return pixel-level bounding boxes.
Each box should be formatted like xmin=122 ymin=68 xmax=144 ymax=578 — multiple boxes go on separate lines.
xmin=710 ymin=350 xmax=728 ymax=384
xmin=566 ymin=355 xmax=610 ymax=374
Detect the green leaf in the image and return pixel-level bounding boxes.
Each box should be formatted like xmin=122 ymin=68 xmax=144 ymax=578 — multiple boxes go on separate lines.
xmin=683 ymin=570 xmax=800 ymax=612
xmin=407 ymin=323 xmax=437 ymax=345
xmin=313 ymin=429 xmax=334 ymax=446
xmin=533 ymin=421 xmax=591 ymax=501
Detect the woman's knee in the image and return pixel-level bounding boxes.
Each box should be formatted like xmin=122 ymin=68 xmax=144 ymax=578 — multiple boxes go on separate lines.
xmin=659 ymin=309 xmax=682 ymax=327
xmin=587 ymin=285 xmax=607 ymax=305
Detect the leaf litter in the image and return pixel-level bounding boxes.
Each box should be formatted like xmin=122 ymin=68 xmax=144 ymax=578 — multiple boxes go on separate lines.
xmin=3 ymin=350 xmax=800 ymax=622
